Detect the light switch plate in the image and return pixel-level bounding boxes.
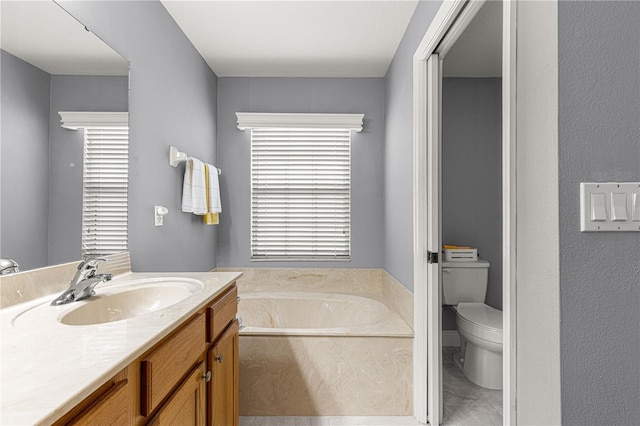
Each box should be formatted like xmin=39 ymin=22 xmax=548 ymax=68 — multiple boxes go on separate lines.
xmin=580 ymin=182 xmax=640 ymax=232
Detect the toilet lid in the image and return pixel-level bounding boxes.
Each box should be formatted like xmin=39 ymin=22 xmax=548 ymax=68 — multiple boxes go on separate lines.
xmin=456 ymin=303 xmax=502 ymax=331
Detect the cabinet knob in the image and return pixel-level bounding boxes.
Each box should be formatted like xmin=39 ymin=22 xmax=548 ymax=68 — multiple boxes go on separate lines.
xmin=202 ymin=371 xmax=212 ymax=382
xmin=215 ymin=354 xmax=224 ymax=363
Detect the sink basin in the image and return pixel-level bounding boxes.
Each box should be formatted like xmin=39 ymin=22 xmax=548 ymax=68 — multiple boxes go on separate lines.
xmin=60 ymin=284 xmax=194 ymax=326
xmin=11 ymin=277 xmax=204 ymax=327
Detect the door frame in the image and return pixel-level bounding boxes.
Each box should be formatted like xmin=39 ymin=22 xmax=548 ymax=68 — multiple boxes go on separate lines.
xmin=412 ymin=1 xmax=517 ymax=424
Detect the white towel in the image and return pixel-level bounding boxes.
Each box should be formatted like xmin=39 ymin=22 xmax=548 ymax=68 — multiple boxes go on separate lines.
xmin=181 ymin=157 xmax=207 ymax=215
xmin=205 ymin=163 xmax=222 ymax=213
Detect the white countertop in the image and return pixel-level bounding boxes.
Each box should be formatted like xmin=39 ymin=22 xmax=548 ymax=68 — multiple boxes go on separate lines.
xmin=1 ymin=271 xmax=242 ymax=426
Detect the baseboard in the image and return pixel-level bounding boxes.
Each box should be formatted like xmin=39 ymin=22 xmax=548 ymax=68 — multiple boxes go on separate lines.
xmin=442 ymin=330 xmax=460 ymax=347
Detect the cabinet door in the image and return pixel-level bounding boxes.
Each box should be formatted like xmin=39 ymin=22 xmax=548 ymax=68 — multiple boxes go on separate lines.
xmin=208 ymin=320 xmax=239 ymax=426
xmin=147 ymin=362 xmax=207 ymax=426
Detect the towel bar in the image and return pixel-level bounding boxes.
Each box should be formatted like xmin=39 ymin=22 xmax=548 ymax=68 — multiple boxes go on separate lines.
xmin=169 ymin=145 xmax=221 ymax=174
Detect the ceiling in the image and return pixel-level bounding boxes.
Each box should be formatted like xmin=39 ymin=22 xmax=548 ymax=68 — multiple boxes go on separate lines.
xmin=0 ymin=0 xmax=501 ymax=79
xmin=0 ymin=0 xmax=128 ymax=76
xmin=160 ymin=0 xmax=419 ymax=78
xmin=443 ymin=1 xmax=502 ymax=77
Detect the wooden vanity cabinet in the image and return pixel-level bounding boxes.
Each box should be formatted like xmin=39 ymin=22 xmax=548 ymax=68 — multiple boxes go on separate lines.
xmin=140 ymin=313 xmax=206 ymax=416
xmin=55 ymin=368 xmax=131 ymax=426
xmin=56 ymin=283 xmax=238 ymax=426
xmin=146 ymin=362 xmax=207 ymax=426
xmin=208 ymin=320 xmax=239 ymax=426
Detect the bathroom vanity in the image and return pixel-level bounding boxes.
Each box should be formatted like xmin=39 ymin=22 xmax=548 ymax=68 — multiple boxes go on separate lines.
xmin=0 ymin=270 xmax=241 ymax=425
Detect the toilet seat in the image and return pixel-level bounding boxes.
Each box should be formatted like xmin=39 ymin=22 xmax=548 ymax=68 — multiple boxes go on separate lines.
xmin=456 ymin=302 xmax=502 ymax=344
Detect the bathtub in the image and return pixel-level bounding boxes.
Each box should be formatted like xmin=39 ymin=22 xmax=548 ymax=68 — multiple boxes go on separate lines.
xmin=239 ymin=292 xmax=412 ymax=336
xmin=238 ymin=292 xmax=413 ymax=416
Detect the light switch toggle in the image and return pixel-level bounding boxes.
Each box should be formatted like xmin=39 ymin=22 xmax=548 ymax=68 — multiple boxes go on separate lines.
xmin=632 ymin=193 xmax=640 ymax=222
xmin=611 ymin=193 xmax=628 ymax=222
xmin=590 ymin=193 xmax=606 ymax=221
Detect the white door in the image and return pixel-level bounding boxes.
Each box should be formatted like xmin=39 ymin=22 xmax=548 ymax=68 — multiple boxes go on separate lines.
xmin=426 ymin=53 xmax=443 ymax=425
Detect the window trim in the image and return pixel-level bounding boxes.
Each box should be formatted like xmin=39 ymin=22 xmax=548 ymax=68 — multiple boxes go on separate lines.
xmin=236 ymin=112 xmax=364 ymax=132
xmin=59 ymin=111 xmax=128 ymax=130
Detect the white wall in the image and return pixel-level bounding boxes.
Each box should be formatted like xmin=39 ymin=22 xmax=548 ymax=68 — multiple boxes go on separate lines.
xmin=515 ymin=1 xmax=561 ymax=424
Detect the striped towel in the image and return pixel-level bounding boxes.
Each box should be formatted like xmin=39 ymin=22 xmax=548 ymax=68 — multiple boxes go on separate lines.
xmin=203 ymin=164 xmax=221 ymax=225
xmin=181 ymin=157 xmax=207 ymax=215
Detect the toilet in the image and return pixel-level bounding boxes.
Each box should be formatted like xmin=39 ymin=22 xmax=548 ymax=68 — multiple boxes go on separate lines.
xmin=442 ymin=259 xmax=503 ymax=390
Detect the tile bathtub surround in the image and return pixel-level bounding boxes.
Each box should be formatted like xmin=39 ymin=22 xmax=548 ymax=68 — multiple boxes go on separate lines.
xmin=382 ymin=270 xmax=413 ymax=329
xmin=217 ymin=267 xmax=384 ymax=296
xmin=0 ymin=251 xmax=132 ymax=309
xmin=239 ymin=335 xmax=413 ymax=416
xmin=225 ymin=267 xmax=415 ymax=417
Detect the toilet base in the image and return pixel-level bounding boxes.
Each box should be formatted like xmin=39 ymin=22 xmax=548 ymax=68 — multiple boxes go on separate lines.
xmin=455 ymin=342 xmax=502 ymax=390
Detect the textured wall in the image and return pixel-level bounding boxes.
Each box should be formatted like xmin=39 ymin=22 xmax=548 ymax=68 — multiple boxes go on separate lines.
xmin=47 ymin=75 xmax=128 ymax=265
xmin=57 ymin=1 xmax=219 ymax=272
xmin=384 ymin=0 xmax=443 ymax=290
xmin=216 ymin=77 xmax=385 ymax=268
xmin=559 ymin=1 xmax=640 ymax=424
xmin=1 ymin=51 xmax=51 ymax=271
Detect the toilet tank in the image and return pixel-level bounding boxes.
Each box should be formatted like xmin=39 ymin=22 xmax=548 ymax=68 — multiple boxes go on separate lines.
xmin=442 ymin=260 xmax=490 ymax=305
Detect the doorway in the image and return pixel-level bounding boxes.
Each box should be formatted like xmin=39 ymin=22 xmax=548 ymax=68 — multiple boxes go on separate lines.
xmin=440 ymin=2 xmax=503 ymax=422
xmin=412 ymin=1 xmax=517 ymax=424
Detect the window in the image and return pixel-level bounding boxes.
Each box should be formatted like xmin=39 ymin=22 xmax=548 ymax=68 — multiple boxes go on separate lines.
xmin=59 ymin=112 xmax=129 ymax=256
xmin=81 ymin=126 xmax=129 ymax=256
xmin=237 ymin=113 xmax=363 ymax=261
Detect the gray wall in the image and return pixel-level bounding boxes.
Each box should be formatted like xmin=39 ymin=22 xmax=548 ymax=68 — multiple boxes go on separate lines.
xmin=57 ymin=1 xmax=219 ymax=272
xmin=216 ymin=77 xmax=385 ymax=268
xmin=47 ymin=75 xmax=128 ymax=265
xmin=441 ymin=77 xmax=502 ymax=329
xmin=1 ymin=50 xmax=51 ymax=270
xmin=442 ymin=78 xmax=502 ymax=308
xmin=559 ymin=1 xmax=640 ymax=424
xmin=384 ymin=1 xmax=443 ymax=290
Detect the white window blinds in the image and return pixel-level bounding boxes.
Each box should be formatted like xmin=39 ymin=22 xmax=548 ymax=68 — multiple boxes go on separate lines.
xmin=82 ymin=126 xmax=129 ymax=256
xmin=251 ymin=128 xmax=351 ymax=260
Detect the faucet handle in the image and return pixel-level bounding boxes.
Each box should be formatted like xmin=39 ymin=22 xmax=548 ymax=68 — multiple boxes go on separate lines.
xmin=78 ymin=256 xmax=109 ymax=271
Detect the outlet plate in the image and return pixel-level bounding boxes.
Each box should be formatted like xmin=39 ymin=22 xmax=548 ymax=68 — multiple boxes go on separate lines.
xmin=154 ymin=206 xmax=168 ymax=227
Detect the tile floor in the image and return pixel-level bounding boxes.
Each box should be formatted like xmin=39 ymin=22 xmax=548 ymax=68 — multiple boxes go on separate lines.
xmin=442 ymin=346 xmax=502 ymax=425
xmin=240 ymin=347 xmax=502 ymax=426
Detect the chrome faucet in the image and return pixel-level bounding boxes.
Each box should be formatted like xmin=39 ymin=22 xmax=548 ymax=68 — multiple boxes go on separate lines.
xmin=51 ymin=257 xmax=113 ymax=306
xmin=0 ymin=258 xmax=20 ymax=275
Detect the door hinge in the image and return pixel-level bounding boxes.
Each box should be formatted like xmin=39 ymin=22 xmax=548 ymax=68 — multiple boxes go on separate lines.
xmin=427 ymin=251 xmax=439 ymax=264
